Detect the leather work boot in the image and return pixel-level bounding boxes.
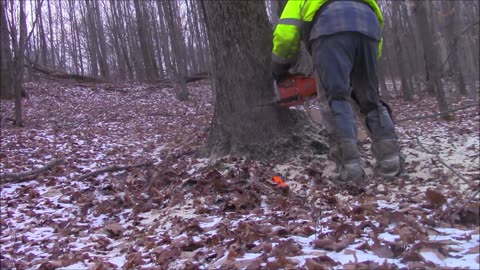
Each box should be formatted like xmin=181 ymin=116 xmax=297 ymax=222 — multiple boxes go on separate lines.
xmin=335 ymin=139 xmax=365 ymax=184
xmin=372 ymin=139 xmax=404 ymax=179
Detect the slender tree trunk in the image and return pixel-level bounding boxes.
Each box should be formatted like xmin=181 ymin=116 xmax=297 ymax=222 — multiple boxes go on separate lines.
xmin=46 ymin=0 xmax=55 ymax=68
xmin=163 ymin=0 xmax=189 ymax=100
xmin=13 ymin=0 xmax=28 ymax=126
xmin=443 ymin=1 xmax=468 ymax=96
xmin=0 ymin=0 xmax=14 ymax=99
xmin=93 ymin=0 xmax=110 ymax=79
xmin=58 ymin=0 xmax=66 ymax=71
xmin=156 ymin=0 xmax=173 ymax=77
xmin=133 ymin=0 xmax=157 ymax=81
xmin=391 ymin=1 xmax=413 ymax=100
xmin=37 ymin=0 xmax=48 ymax=66
xmin=84 ymin=0 xmax=98 ymax=77
xmin=413 ymin=0 xmax=452 ymax=120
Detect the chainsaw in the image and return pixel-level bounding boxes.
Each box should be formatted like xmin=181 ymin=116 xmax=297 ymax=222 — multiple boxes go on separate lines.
xmin=273 ymin=74 xmax=318 ymax=107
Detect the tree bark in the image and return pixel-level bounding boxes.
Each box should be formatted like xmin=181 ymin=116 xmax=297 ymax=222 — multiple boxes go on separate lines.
xmin=443 ymin=1 xmax=468 ymax=96
xmin=0 ymin=0 xmax=14 ymax=99
xmin=163 ymin=0 xmax=189 ymax=100
xmin=391 ymin=0 xmax=414 ymax=100
xmin=46 ymin=0 xmax=55 ymax=67
xmin=200 ymin=1 xmax=327 ymax=159
xmin=93 ymin=0 xmax=110 ymax=79
xmin=13 ymin=0 xmax=28 ymax=127
xmin=133 ymin=0 xmax=158 ymax=81
xmin=412 ymin=0 xmax=452 ymax=120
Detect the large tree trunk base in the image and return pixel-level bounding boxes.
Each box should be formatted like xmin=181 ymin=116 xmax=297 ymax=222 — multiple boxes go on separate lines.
xmin=199 ymin=109 xmax=329 ymax=161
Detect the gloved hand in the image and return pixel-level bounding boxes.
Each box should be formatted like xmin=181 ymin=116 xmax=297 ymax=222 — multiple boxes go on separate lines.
xmin=271 ymin=61 xmax=290 ymax=82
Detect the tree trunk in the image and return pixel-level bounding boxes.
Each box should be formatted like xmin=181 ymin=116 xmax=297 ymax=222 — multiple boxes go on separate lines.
xmin=13 ymin=0 xmax=28 ymax=127
xmin=84 ymin=0 xmax=98 ymax=77
xmin=200 ymin=1 xmax=326 ymax=159
xmin=36 ymin=0 xmax=48 ymax=66
xmin=46 ymin=0 xmax=55 ymax=68
xmin=58 ymin=0 xmax=66 ymax=71
xmin=0 ymin=0 xmax=14 ymax=99
xmin=391 ymin=1 xmax=414 ymax=100
xmin=93 ymin=0 xmax=110 ymax=79
xmin=163 ymin=0 xmax=189 ymax=100
xmin=443 ymin=1 xmax=468 ymax=96
xmin=133 ymin=0 xmax=158 ymax=81
xmin=413 ymin=0 xmax=452 ymax=120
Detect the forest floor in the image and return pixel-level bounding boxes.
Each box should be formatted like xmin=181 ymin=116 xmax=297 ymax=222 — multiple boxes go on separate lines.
xmin=0 ymin=81 xmax=479 ymax=269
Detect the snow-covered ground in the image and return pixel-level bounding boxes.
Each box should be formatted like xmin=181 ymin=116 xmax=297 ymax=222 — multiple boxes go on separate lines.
xmin=1 ymin=82 xmax=478 ymax=269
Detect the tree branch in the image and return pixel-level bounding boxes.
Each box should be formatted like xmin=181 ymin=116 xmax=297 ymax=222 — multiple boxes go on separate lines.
xmin=413 ymin=137 xmax=471 ymax=184
xmin=76 ymin=161 xmax=152 ymax=182
xmin=451 ymin=189 xmax=480 ymax=220
xmin=396 ymin=103 xmax=478 ymax=123
xmin=440 ymin=20 xmax=480 ymax=74
xmin=0 ymin=158 xmax=64 ymax=183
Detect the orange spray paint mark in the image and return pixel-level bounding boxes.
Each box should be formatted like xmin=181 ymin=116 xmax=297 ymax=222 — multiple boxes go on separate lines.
xmin=272 ymin=176 xmax=287 ymax=187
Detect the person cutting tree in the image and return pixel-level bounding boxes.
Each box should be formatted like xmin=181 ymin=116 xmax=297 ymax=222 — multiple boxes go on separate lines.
xmin=271 ymin=0 xmax=403 ymax=184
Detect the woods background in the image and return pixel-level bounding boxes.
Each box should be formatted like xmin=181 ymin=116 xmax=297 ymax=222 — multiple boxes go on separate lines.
xmin=1 ymin=0 xmax=479 ymax=126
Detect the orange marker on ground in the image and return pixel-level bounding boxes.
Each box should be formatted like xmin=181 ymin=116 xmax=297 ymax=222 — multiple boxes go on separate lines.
xmin=272 ymin=176 xmax=287 ymax=187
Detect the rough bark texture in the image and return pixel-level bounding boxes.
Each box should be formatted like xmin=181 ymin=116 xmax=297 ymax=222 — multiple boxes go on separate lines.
xmin=201 ymin=1 xmax=327 ymax=160
xmin=0 ymin=0 xmax=14 ymax=99
xmin=392 ymin=1 xmax=414 ymax=100
xmin=413 ymin=1 xmax=452 ymax=120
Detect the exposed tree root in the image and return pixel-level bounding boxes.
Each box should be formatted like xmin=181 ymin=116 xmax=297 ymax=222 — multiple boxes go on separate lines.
xmin=199 ymin=109 xmax=329 ymax=161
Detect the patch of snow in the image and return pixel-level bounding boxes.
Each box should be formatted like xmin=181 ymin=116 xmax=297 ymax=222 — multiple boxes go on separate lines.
xmin=378 ymin=231 xmax=400 ymax=242
xmin=376 ymin=200 xmax=399 ymax=210
xmin=109 ymin=254 xmax=126 ymax=267
xmin=199 ymin=217 xmax=222 ymax=229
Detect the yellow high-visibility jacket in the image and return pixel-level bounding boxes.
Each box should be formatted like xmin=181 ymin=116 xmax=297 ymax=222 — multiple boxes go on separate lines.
xmin=272 ymin=0 xmax=384 ymax=64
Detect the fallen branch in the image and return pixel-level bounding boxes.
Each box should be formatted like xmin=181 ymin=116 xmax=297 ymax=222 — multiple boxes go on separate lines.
xmin=0 ymin=158 xmax=64 ymax=183
xmin=76 ymin=161 xmax=152 ymax=182
xmin=153 ymin=72 xmax=210 ymax=85
xmin=413 ymin=136 xmax=471 ymax=184
xmin=451 ymin=189 xmax=480 ymax=221
xmin=397 ymin=103 xmax=479 ymax=123
xmin=27 ymin=59 xmax=103 ymax=83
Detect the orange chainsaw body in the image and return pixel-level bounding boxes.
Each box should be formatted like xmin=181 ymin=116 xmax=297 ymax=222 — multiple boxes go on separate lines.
xmin=276 ymin=75 xmax=317 ymax=107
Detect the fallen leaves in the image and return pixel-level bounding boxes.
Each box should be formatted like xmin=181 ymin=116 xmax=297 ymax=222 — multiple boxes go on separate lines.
xmin=105 ymin=223 xmax=124 ymax=238
xmin=1 ymin=82 xmax=479 ymax=269
xmin=425 ymin=189 xmax=447 ymax=208
xmin=312 ymin=235 xmax=356 ymax=252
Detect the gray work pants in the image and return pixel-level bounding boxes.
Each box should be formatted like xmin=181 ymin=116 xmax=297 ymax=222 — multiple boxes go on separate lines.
xmin=311 ymin=32 xmax=396 ymax=141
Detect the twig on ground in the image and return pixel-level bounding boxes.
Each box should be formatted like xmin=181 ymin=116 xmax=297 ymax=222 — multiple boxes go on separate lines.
xmin=0 ymin=158 xmax=64 ymax=183
xmin=396 ymin=103 xmax=479 ymax=123
xmin=76 ymin=161 xmax=152 ymax=181
xmin=413 ymin=136 xmax=471 ymax=184
xmin=450 ymin=189 xmax=480 ymax=221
